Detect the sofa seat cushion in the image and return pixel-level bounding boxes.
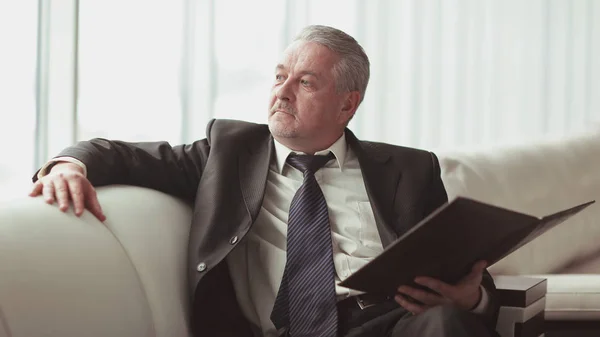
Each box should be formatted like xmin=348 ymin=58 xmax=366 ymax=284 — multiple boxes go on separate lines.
xmin=560 ymin=253 xmax=600 ymax=275
xmin=532 ymin=275 xmax=600 ymax=321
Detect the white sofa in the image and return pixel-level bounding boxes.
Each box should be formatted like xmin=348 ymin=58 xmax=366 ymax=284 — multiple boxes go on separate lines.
xmin=0 ymin=187 xmax=193 ymax=337
xmin=0 ymin=129 xmax=599 ymax=337
xmin=439 ymin=128 xmax=600 ymax=326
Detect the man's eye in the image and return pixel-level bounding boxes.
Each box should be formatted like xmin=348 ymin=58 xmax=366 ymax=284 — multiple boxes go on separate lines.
xmin=301 ymin=79 xmax=310 ymax=86
xmin=275 ymin=74 xmax=285 ymax=81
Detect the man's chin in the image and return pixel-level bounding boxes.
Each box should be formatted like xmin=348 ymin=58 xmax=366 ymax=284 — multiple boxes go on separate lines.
xmin=268 ymin=120 xmax=297 ymax=138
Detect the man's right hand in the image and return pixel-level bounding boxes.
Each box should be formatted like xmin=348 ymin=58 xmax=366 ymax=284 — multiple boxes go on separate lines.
xmin=29 ymin=162 xmax=106 ymax=221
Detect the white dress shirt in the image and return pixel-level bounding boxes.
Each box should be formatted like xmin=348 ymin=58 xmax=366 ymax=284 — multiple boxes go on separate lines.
xmin=226 ymin=134 xmax=384 ymax=337
xmin=38 ymin=134 xmax=489 ymax=337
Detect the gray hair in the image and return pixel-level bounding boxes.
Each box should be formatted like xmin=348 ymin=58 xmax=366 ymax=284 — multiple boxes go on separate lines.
xmin=294 ymin=25 xmax=370 ymax=104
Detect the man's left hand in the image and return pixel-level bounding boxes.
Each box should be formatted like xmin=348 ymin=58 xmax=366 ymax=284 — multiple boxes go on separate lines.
xmin=394 ymin=260 xmax=487 ymax=315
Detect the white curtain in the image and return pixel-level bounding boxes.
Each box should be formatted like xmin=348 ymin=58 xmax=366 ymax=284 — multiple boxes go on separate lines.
xmin=176 ymin=0 xmax=600 ymax=150
xmin=350 ymin=0 xmax=600 ymax=151
xmin=75 ymin=0 xmax=600 ymax=150
xmin=1 ymin=0 xmax=599 ymax=200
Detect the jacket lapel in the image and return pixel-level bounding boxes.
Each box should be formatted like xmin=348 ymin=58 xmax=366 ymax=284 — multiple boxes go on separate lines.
xmin=346 ymin=130 xmax=402 ymax=248
xmin=238 ymin=134 xmax=274 ymax=222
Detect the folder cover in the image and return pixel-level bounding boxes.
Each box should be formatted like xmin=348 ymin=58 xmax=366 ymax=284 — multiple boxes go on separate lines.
xmin=339 ymin=197 xmax=595 ymax=295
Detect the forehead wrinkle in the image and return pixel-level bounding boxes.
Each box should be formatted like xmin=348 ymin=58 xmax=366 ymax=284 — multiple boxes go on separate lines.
xmin=278 ymin=41 xmax=339 ymax=80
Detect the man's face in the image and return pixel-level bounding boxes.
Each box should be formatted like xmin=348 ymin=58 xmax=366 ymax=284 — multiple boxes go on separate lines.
xmin=268 ymin=41 xmax=350 ymax=144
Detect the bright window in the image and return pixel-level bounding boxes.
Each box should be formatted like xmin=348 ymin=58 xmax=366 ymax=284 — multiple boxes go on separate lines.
xmin=77 ymin=0 xmax=184 ymax=144
xmin=0 ymin=1 xmax=38 ymax=200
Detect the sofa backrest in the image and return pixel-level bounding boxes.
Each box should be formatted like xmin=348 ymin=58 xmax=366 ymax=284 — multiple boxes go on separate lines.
xmin=438 ymin=129 xmax=600 ymax=275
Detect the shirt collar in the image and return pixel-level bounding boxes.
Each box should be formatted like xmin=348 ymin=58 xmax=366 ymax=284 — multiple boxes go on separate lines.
xmin=273 ymin=133 xmax=348 ymax=174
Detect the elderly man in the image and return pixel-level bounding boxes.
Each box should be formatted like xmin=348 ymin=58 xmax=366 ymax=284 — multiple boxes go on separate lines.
xmin=30 ymin=25 xmax=499 ymax=337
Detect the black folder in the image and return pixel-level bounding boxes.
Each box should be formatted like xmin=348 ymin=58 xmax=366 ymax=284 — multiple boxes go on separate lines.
xmin=338 ymin=197 xmax=595 ymax=295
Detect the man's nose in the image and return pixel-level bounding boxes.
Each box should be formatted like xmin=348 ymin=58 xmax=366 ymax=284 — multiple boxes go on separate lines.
xmin=275 ymin=80 xmax=294 ymax=102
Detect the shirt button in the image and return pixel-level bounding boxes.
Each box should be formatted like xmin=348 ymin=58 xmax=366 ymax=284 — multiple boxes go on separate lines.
xmin=196 ymin=262 xmax=207 ymax=272
xmin=230 ymin=236 xmax=239 ymax=245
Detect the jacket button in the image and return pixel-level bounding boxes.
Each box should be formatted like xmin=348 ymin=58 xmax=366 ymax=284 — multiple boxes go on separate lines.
xmin=196 ymin=262 xmax=207 ymax=272
xmin=230 ymin=236 xmax=239 ymax=244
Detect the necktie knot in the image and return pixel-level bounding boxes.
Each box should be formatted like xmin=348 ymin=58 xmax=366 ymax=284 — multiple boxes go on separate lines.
xmin=287 ymin=152 xmax=335 ymax=174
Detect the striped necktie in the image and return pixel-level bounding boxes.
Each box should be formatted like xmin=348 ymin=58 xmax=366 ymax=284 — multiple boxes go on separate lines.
xmin=271 ymin=152 xmax=338 ymax=337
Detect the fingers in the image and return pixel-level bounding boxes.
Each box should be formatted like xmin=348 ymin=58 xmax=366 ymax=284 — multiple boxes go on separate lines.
xmin=411 ymin=261 xmax=487 ymax=311
xmin=397 ymin=285 xmax=447 ymax=307
xmin=459 ymin=260 xmax=487 ymax=287
xmin=414 ymin=277 xmax=455 ymax=299
xmin=54 ymin=177 xmax=70 ymax=211
xmin=32 ymin=171 xmax=105 ymax=221
xmin=29 ymin=181 xmax=43 ymax=196
xmin=42 ymin=180 xmax=56 ymax=204
xmin=394 ymin=294 xmax=429 ymax=315
xmin=67 ymin=177 xmax=105 ymax=221
xmin=86 ymin=190 xmax=106 ymax=222
xmin=472 ymin=260 xmax=487 ymax=273
xmin=67 ymin=178 xmax=85 ymax=216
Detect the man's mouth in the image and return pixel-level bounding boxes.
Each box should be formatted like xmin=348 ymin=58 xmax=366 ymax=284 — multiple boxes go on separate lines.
xmin=272 ymin=109 xmax=293 ymax=115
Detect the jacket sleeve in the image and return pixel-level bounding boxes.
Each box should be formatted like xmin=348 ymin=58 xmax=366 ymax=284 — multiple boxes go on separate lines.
xmin=425 ymin=152 xmax=500 ymax=327
xmin=32 ymin=119 xmax=215 ymax=202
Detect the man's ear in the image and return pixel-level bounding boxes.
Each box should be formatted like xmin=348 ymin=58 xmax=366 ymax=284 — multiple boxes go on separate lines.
xmin=338 ymin=91 xmax=361 ymax=124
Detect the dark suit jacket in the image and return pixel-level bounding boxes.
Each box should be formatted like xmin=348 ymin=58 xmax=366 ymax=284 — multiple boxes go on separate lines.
xmin=37 ymin=119 xmax=499 ymax=336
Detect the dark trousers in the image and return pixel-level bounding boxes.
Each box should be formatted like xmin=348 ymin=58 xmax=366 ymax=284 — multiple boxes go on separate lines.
xmin=338 ymin=299 xmax=497 ymax=337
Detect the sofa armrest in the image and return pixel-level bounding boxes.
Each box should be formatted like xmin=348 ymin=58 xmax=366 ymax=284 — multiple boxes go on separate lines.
xmin=494 ymin=276 xmax=547 ymax=337
xmin=0 ymin=185 xmax=193 ymax=337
